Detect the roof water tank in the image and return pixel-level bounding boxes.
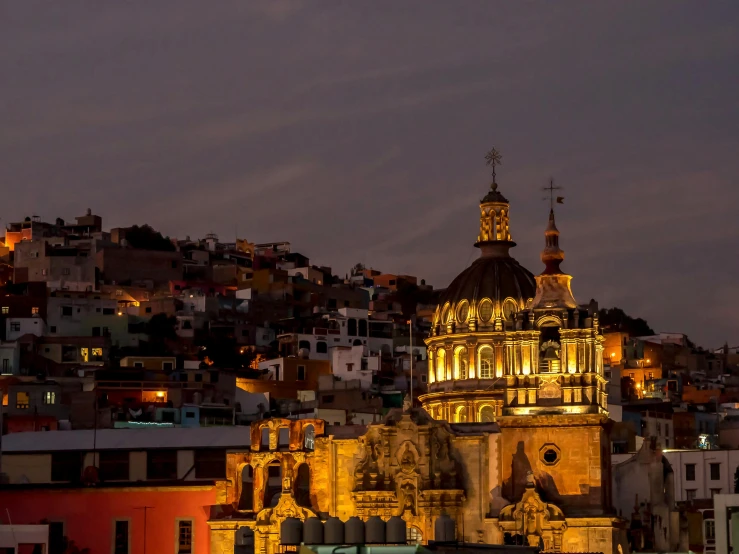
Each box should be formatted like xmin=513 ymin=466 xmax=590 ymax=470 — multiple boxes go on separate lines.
xmin=236 ymin=526 xmax=255 ymax=547
xmin=365 ymin=516 xmax=385 ymax=544
xmin=345 ymin=516 xmax=365 ymax=545
xmin=303 ymin=517 xmax=324 ymax=545
xmin=386 ymin=516 xmax=407 ymax=544
xmin=434 ymin=514 xmax=456 ymax=542
xmin=324 ymin=517 xmax=344 ymax=545
xmin=280 ymin=517 xmax=302 ymax=546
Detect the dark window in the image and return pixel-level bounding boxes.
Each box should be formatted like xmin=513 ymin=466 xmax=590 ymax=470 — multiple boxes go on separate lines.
xmin=316 ymin=341 xmax=328 ymax=354
xmin=298 ymin=340 xmax=311 ymax=352
xmin=49 ymin=521 xmax=65 ymax=554
xmin=195 ymin=373 xmax=203 ymax=382
xmin=103 ymin=326 xmax=110 ymax=336
xmin=297 ymin=365 xmax=306 ymax=381
xmin=322 ymin=395 xmax=335 ymax=404
xmin=358 ymin=319 xmax=368 ymax=336
xmin=99 ymin=451 xmax=130 ymax=481
xmin=542 ymin=449 xmax=558 ymax=465
xmin=62 ymin=268 xmax=70 ymax=276
xmin=61 ymin=306 xmax=73 ymax=317
xmin=92 ymin=327 xmax=101 ymax=337
xmin=210 ymin=370 xmax=219 ymax=383
xmin=686 ymin=463 xmax=696 ymax=481
xmin=162 ymin=361 xmax=174 ymax=371
xmin=327 ymin=299 xmax=337 ymax=310
xmin=161 ymin=411 xmax=176 ymax=423
xmin=50 ymin=325 xmax=57 ymax=333
xmin=171 ymin=261 xmax=178 ymax=268
xmin=195 ymin=449 xmax=226 ymax=479
xmin=344 ymin=301 xmax=350 ymax=307
xmin=10 ymin=322 xmax=20 ymax=332
xmin=114 ymin=520 xmax=129 ymax=554
xmin=711 ymin=463 xmax=721 ymax=480
xmin=347 ymin=318 xmax=357 ymax=337
xmin=178 ymin=520 xmax=193 ymax=553
xmin=133 ymin=362 xmax=143 ymax=368
xmin=103 ymin=308 xmax=115 ymax=315
xmin=147 ymin=450 xmax=177 ymax=480
xmin=145 ymin=307 xmax=152 ymax=313
xmin=185 ymin=410 xmax=196 ymax=419
xmin=51 ymin=451 xmax=83 ymax=482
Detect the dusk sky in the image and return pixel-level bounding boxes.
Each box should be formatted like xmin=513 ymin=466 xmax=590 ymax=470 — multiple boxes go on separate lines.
xmin=2 ymin=2 xmax=738 ymax=348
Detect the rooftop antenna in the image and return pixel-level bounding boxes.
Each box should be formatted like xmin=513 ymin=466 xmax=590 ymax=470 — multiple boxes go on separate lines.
xmin=542 ymin=178 xmax=564 ymax=210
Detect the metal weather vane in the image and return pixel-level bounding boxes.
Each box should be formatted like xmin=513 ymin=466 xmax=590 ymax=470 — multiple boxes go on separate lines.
xmin=485 ymin=147 xmax=503 ymax=188
xmin=542 ymin=178 xmax=564 ymax=210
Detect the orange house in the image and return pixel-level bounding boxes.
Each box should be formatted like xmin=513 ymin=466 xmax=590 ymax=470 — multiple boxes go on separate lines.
xmin=0 ymin=485 xmax=216 ymax=554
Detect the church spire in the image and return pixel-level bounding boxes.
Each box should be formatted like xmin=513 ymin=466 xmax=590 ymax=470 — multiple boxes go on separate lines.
xmin=541 ymin=208 xmax=565 ymax=274
xmin=530 ymin=181 xmax=577 ymax=309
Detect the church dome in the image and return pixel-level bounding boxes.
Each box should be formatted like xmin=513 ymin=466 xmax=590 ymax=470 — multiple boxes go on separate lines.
xmin=436 ymin=255 xmax=535 ymax=329
xmin=433 ymin=157 xmax=535 ymax=333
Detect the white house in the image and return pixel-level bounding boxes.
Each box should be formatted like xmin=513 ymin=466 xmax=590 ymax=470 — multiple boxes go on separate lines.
xmin=6 ymin=317 xmax=45 ymax=341
xmin=662 ymin=449 xmax=739 ymax=501
xmin=0 ymin=341 xmax=21 ymax=375
xmin=331 ymin=345 xmax=380 ymax=389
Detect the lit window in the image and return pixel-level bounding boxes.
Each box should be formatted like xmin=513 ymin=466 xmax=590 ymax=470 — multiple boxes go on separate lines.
xmin=1 ymin=307 xmax=8 ymax=314
xmin=478 ymin=300 xmax=493 ymax=322
xmin=44 ymin=391 xmax=56 ymax=405
xmin=16 ymin=391 xmax=30 ymax=409
xmin=80 ymin=348 xmax=89 ymax=362
xmin=31 ymin=307 xmax=39 ymax=315
xmin=479 ymin=348 xmax=493 ymax=379
xmin=407 ymin=526 xmax=423 ymax=544
xmin=91 ymin=348 xmax=103 ymax=360
xmin=456 ymin=301 xmax=469 ymax=323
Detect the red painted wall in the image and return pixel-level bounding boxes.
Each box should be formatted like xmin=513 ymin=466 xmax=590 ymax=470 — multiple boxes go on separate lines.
xmin=0 ymin=486 xmax=216 ymax=553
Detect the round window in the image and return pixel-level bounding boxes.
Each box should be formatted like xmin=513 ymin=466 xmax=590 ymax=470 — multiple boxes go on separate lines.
xmin=457 ymin=301 xmax=469 ymax=323
xmin=441 ymin=303 xmax=451 ymax=324
xmin=478 ymin=299 xmax=493 ymax=322
xmin=543 ymin=449 xmax=558 ymax=464
xmin=503 ymin=299 xmax=517 ymax=320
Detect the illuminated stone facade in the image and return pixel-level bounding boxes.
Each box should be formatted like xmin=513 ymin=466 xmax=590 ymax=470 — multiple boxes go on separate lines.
xmin=208 ymin=172 xmax=628 ymax=554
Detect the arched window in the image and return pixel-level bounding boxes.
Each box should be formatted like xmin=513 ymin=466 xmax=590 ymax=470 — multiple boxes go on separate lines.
xmin=479 ymin=347 xmax=493 ymax=379
xmin=407 ymin=526 xmax=423 ymax=544
xmin=455 ymin=405 xmax=467 ymax=423
xmin=358 ymin=319 xmax=368 ymax=337
xmin=316 ymin=341 xmax=328 ymax=354
xmin=260 ymin=427 xmax=270 ymax=450
xmin=238 ymin=464 xmax=254 ymax=511
xmin=347 ymin=318 xmax=357 ymax=336
xmin=353 ymin=339 xmax=363 ymax=346
xmin=436 ymin=349 xmax=446 ymax=382
xmin=298 ymin=340 xmax=311 ymax=352
xmin=304 ymin=424 xmax=315 ymax=450
xmin=454 ymin=347 xmax=468 ymax=380
xmin=264 ymin=460 xmax=282 ymax=508
xmin=479 ymin=405 xmax=496 ymax=422
xmin=294 ymin=463 xmax=311 ymax=508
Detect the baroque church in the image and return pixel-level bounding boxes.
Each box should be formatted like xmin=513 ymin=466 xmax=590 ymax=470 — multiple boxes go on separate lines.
xmin=208 ymin=161 xmax=629 ymax=554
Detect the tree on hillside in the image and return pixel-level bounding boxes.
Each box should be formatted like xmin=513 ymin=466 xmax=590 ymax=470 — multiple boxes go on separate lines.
xmin=598 ymin=307 xmax=655 ymax=336
xmin=124 ymin=224 xmax=176 ymax=251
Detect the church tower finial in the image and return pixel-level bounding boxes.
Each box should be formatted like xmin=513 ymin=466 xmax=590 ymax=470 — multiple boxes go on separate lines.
xmin=476 ymin=147 xmax=515 ymax=256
